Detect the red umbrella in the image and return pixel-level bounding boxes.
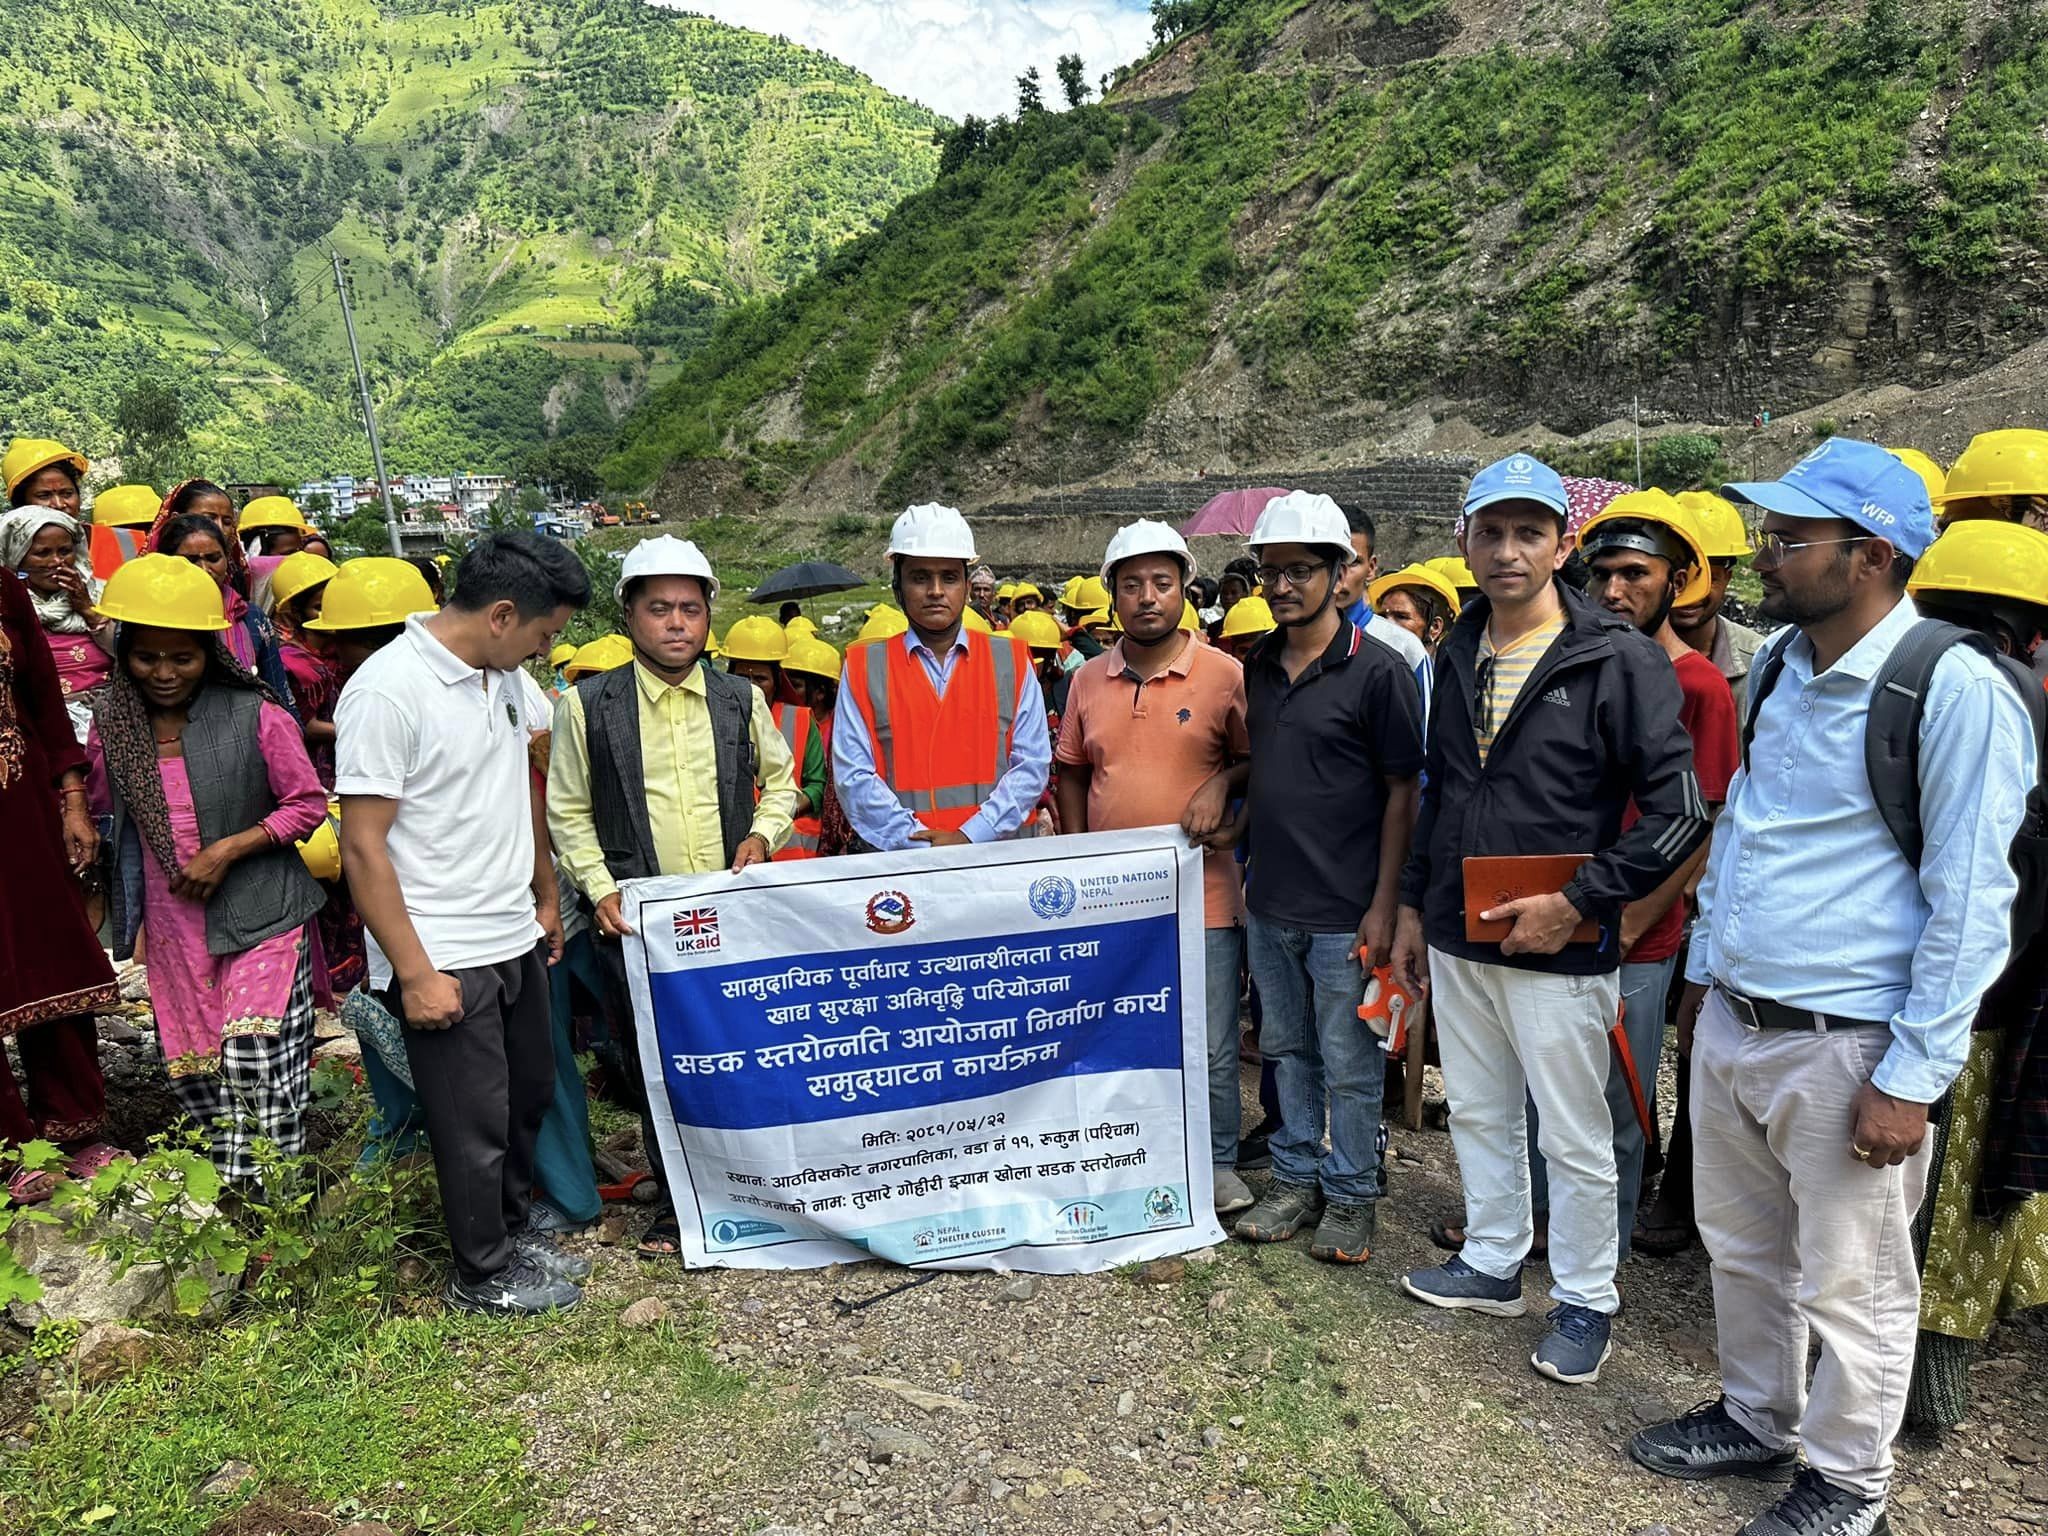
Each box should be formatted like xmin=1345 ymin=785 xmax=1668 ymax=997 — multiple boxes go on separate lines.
xmin=1178 ymin=485 xmax=1291 ymax=538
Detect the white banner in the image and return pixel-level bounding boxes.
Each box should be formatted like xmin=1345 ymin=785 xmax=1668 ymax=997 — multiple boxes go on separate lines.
xmin=620 ymin=827 xmax=1224 ymax=1271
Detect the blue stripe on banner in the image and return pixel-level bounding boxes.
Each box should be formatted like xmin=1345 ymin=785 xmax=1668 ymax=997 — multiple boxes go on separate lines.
xmin=647 ymin=915 xmax=1182 ymax=1132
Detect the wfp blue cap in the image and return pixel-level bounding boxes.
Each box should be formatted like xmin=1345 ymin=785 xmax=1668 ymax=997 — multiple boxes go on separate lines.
xmin=1722 ymin=438 xmax=1936 ymax=559
xmin=1463 ymin=453 xmax=1569 ymax=522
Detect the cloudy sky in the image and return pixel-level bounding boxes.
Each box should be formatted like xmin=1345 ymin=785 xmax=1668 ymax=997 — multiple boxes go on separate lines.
xmin=669 ymin=1 xmax=1159 ymax=120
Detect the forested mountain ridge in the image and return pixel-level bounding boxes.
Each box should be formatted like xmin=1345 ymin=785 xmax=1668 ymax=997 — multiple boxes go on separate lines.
xmin=606 ymin=0 xmax=2048 ymax=516
xmin=0 ymin=0 xmax=944 ymax=485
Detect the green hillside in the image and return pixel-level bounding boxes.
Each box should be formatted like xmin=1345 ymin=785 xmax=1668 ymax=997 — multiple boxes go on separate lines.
xmin=0 ymin=0 xmax=944 ymax=485
xmin=607 ymin=0 xmax=2048 ymax=509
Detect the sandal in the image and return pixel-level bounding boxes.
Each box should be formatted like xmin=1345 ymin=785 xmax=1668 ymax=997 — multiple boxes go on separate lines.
xmin=6 ymin=1166 xmax=57 ymax=1205
xmin=636 ymin=1212 xmax=683 ymax=1259
xmin=64 ymin=1142 xmax=128 ymax=1179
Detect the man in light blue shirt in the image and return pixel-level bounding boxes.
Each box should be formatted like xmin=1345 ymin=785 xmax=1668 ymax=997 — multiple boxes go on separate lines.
xmin=833 ymin=503 xmax=1050 ymax=851
xmin=1629 ymin=439 xmax=2034 ymax=1536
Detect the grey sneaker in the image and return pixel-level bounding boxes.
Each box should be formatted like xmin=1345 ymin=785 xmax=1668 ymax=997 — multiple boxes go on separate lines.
xmin=1212 ymin=1165 xmax=1255 ymax=1216
xmin=1398 ymin=1255 xmax=1526 ymax=1317
xmin=1308 ymin=1199 xmax=1376 ymax=1264
xmin=1629 ymin=1398 xmax=1799 ymax=1482
xmin=1739 ymin=1469 xmax=1891 ymax=1536
xmin=446 ymin=1255 xmax=582 ymax=1316
xmin=1530 ymin=1301 xmax=1612 ymax=1385
xmin=1232 ymin=1180 xmax=1323 ymax=1242
xmin=515 ymin=1224 xmax=593 ymax=1282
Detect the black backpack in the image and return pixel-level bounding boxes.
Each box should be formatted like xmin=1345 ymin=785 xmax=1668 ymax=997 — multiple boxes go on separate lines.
xmin=1742 ymin=618 xmax=2048 ymax=939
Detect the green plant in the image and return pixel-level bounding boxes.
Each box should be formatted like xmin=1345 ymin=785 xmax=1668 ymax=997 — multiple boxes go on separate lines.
xmin=0 ymin=1140 xmax=65 ymax=1306
xmin=51 ymin=1134 xmax=251 ymax=1316
xmin=1813 ymin=417 xmax=1839 ymax=439
xmin=29 ymin=1317 xmax=81 ymax=1363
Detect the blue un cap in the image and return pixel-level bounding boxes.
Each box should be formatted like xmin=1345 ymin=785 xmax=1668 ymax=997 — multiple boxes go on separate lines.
xmin=1722 ymin=438 xmax=1936 ymax=559
xmin=1463 ymin=453 xmax=1569 ymax=523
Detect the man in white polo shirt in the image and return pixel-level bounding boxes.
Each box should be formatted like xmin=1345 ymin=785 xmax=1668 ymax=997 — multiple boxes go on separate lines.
xmin=338 ymin=531 xmax=590 ymax=1316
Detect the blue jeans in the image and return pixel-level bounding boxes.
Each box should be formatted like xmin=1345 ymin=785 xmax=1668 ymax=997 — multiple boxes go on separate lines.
xmin=1529 ymin=954 xmax=1676 ymax=1260
xmin=1246 ymin=913 xmax=1382 ymax=1203
xmin=1204 ymin=926 xmax=1245 ymax=1165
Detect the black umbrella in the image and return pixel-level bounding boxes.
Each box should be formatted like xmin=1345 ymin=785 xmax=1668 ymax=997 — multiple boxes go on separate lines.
xmin=748 ymin=560 xmax=866 ymax=604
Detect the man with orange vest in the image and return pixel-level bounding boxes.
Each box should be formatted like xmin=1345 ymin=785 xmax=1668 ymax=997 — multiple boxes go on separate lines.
xmin=835 ymin=504 xmax=1050 ymax=850
xmin=722 ymin=615 xmax=828 ymax=858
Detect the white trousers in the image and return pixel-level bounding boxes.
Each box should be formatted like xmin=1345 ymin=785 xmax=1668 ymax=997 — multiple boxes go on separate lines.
xmin=1691 ymin=987 xmax=1931 ymax=1500
xmin=1429 ymin=950 xmax=1622 ymax=1314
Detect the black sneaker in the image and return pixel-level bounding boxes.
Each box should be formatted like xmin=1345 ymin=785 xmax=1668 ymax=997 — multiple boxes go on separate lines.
xmin=1308 ymin=1199 xmax=1376 ymax=1264
xmin=1629 ymin=1398 xmax=1800 ymax=1483
xmin=1236 ymin=1126 xmax=1272 ymax=1171
xmin=1233 ymin=1180 xmax=1323 ymax=1242
xmin=1739 ymin=1468 xmax=1891 ymax=1536
xmin=446 ymin=1255 xmax=582 ymax=1316
xmin=515 ymin=1214 xmax=594 ymax=1281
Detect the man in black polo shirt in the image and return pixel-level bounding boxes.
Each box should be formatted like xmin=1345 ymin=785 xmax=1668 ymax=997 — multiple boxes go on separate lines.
xmin=1232 ymin=491 xmax=1426 ymax=1265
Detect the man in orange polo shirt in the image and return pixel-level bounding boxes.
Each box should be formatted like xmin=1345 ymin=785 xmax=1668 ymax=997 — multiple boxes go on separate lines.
xmin=1055 ymin=520 xmax=1253 ymax=1215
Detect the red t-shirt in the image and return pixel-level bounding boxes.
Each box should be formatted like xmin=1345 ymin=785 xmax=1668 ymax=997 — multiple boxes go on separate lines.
xmin=1626 ymin=646 xmax=1739 ymax=964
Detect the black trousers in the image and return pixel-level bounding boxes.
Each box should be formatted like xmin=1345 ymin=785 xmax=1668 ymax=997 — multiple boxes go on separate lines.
xmin=592 ymin=932 xmax=675 ymax=1219
xmin=389 ymin=946 xmax=553 ymax=1282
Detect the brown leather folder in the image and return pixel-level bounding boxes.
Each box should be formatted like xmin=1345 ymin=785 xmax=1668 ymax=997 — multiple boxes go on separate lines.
xmin=1462 ymin=854 xmax=1600 ymax=944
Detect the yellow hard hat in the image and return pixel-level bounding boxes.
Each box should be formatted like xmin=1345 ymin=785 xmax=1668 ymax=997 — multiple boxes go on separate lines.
xmin=1059 ymin=575 xmax=1086 ymax=607
xmin=1220 ymin=594 xmax=1276 ymax=639
xmin=1887 ymin=448 xmax=1947 ymax=509
xmin=1179 ymin=599 xmax=1200 ymax=633
xmin=549 ymin=642 xmax=578 ymax=668
xmin=785 ymin=635 xmax=843 ymax=681
xmin=562 ymin=633 xmax=634 ymax=680
xmin=1908 ymin=520 xmax=2048 ymax=610
xmin=1076 ymin=606 xmax=1111 ymax=629
xmin=995 ymin=582 xmax=1017 ymax=602
xmin=723 ymin=615 xmax=789 ymax=663
xmin=302 ymin=557 xmax=437 ymax=631
xmin=95 ymin=553 xmax=230 ymax=631
xmin=1575 ymin=490 xmax=1712 ymax=607
xmin=92 ymin=483 xmax=161 ymax=528
xmin=1367 ymin=563 xmax=1460 ymax=614
xmin=1938 ymin=429 xmax=2048 ymax=508
xmin=3 ymin=437 xmax=88 ymax=498
xmin=270 ymin=551 xmax=339 ymax=613
xmin=1074 ymin=576 xmax=1110 ymax=611
xmin=1008 ymin=610 xmax=1065 ymax=652
xmin=962 ymin=607 xmax=993 ymax=634
xmin=238 ymin=495 xmax=311 ymax=533
xmin=1674 ymin=491 xmax=1751 ymax=559
xmin=858 ymin=605 xmax=909 ymax=643
xmin=297 ymin=804 xmax=342 ymax=883
xmin=1423 ymin=555 xmax=1477 ymax=592
xmin=706 ymin=628 xmax=724 ymax=658
xmin=783 ymin=614 xmax=818 ymax=638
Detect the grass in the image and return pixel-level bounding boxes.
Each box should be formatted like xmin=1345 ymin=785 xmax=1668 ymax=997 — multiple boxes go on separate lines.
xmin=0 ymin=1264 xmax=749 ymax=1536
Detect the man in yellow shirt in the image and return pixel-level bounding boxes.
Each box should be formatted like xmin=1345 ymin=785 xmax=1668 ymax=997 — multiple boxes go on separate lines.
xmin=547 ymin=535 xmax=798 ymax=1257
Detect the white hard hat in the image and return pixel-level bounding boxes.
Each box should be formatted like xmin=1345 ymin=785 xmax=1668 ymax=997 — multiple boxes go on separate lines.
xmin=1100 ymin=519 xmax=1196 ymax=586
xmin=616 ymin=535 xmax=719 ymax=603
xmin=888 ymin=502 xmax=977 ymax=562
xmin=1248 ymin=490 xmax=1354 ymax=562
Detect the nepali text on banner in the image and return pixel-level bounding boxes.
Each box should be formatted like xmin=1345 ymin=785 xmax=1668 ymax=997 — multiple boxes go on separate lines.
xmin=619 ymin=827 xmax=1225 ymax=1271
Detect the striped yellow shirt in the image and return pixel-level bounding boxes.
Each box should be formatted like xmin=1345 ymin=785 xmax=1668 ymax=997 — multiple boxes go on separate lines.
xmin=1475 ymin=612 xmax=1565 ymax=764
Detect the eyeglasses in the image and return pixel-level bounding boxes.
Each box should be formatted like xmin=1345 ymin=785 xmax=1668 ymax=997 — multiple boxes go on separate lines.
xmin=1750 ymin=531 xmax=1869 ymax=566
xmin=1473 ymin=654 xmax=1495 ymax=737
xmin=1254 ymin=561 xmax=1331 ymax=590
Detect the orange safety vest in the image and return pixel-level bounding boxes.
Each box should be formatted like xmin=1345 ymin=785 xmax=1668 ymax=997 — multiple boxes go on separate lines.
xmin=843 ymin=629 xmax=1028 ymax=834
xmin=89 ymin=524 xmax=147 ymax=580
xmin=771 ymin=700 xmax=823 ymax=859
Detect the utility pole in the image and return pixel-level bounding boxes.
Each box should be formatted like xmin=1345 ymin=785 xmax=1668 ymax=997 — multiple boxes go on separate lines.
xmin=1633 ymin=394 xmax=1643 ymax=487
xmin=332 ymin=249 xmax=404 ymax=556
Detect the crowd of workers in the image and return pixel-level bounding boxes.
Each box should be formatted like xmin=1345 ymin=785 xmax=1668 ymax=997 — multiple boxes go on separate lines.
xmin=3 ymin=425 xmax=2047 ymax=1536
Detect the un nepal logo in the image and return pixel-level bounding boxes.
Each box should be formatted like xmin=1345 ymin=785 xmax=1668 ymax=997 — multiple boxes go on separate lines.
xmin=866 ymin=889 xmax=915 ymax=935
xmin=1027 ymin=875 xmax=1078 ymax=920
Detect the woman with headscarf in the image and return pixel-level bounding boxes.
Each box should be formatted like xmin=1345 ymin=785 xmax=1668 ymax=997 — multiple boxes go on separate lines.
xmin=88 ymin=555 xmax=328 ymax=1183
xmin=155 ymin=511 xmax=297 ymax=712
xmin=0 ymin=507 xmax=114 ymax=742
xmin=0 ymin=541 xmax=122 ymax=1201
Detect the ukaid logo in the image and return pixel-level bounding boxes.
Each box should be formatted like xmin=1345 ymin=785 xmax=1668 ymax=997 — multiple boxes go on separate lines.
xmin=673 ymin=906 xmax=721 ymax=954
xmin=1027 ymin=875 xmax=1078 ymax=920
